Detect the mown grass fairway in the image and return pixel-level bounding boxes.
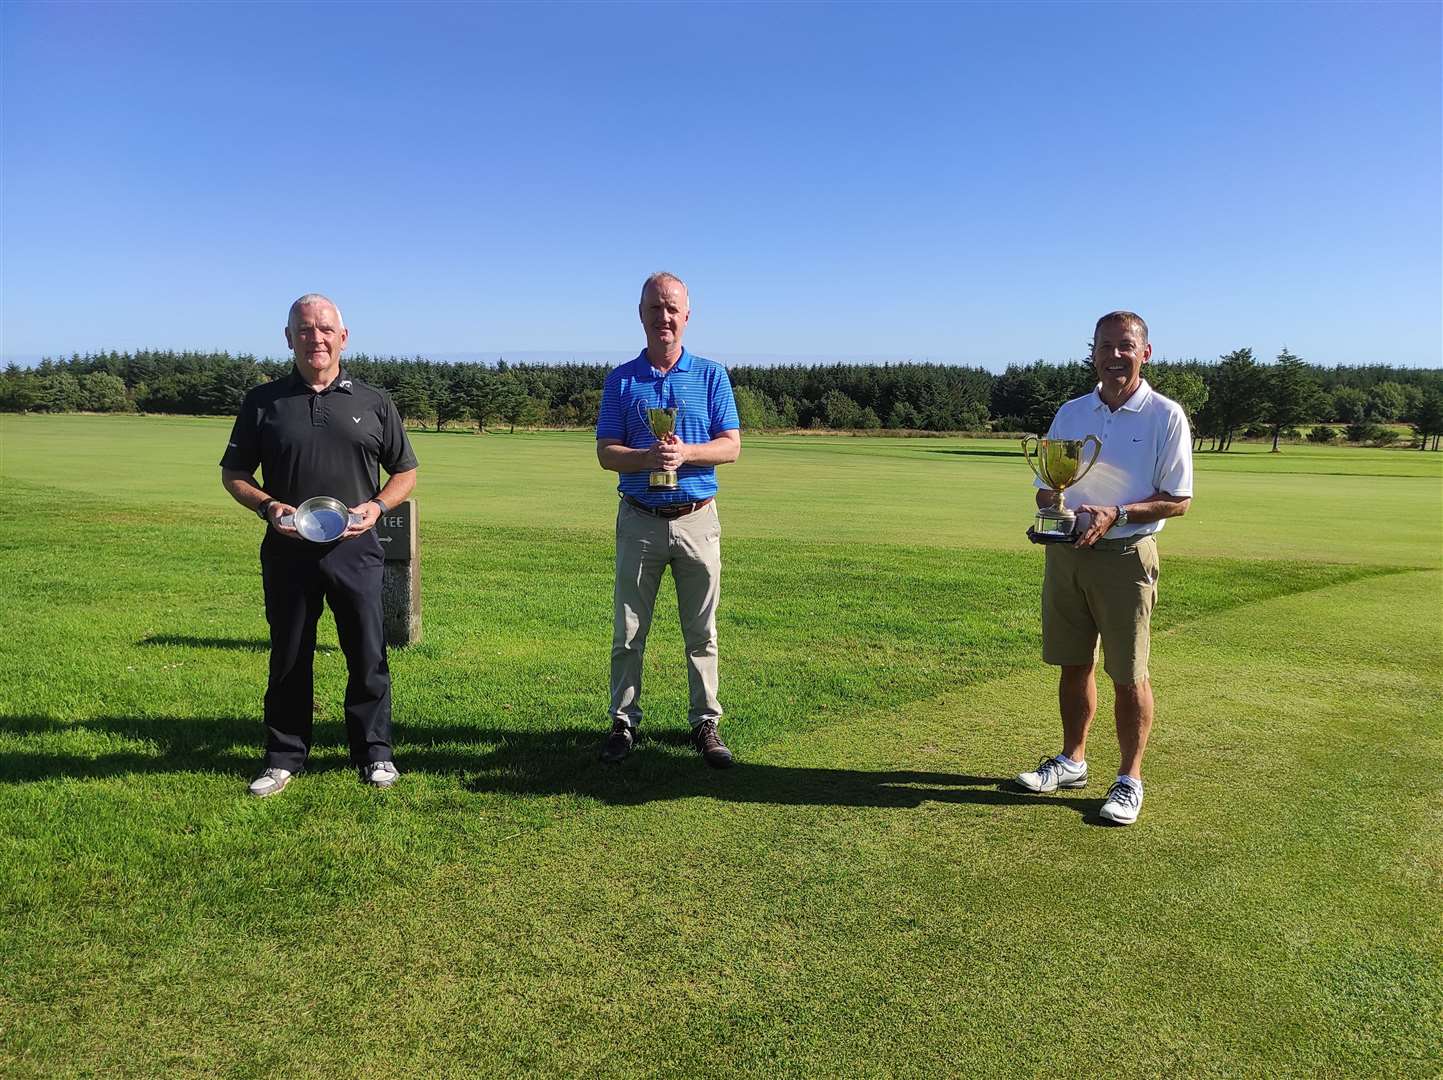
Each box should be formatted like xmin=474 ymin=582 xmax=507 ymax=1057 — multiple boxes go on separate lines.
xmin=1 ymin=414 xmax=1440 ymax=1078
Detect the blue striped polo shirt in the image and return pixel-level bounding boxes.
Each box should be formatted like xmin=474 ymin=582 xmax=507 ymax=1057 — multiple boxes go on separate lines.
xmin=596 ymin=347 xmax=740 ymax=506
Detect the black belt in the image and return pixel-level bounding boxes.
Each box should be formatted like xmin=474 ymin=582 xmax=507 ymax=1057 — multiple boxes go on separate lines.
xmin=624 ymin=495 xmax=714 ymax=519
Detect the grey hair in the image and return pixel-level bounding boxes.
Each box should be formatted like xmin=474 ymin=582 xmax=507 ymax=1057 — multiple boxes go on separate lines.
xmin=288 ymin=293 xmax=345 ymax=330
xmin=640 ymin=272 xmax=688 ymax=308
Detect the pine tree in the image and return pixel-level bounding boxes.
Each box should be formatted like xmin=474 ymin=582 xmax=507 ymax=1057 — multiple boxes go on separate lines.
xmin=1262 ymin=347 xmax=1318 ymax=452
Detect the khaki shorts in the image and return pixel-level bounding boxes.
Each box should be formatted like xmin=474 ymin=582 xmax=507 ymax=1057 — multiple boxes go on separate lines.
xmin=1041 ymin=536 xmax=1159 ymax=685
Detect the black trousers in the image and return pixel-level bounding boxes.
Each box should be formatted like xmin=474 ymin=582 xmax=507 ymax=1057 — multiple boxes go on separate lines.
xmin=260 ymin=531 xmax=391 ymax=770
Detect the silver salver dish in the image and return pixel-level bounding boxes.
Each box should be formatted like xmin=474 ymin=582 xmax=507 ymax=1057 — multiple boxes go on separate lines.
xmin=281 ymin=496 xmax=362 ymax=543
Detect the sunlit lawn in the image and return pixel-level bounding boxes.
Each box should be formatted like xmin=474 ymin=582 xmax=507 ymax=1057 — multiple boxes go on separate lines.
xmin=1 ymin=414 xmax=1439 ymax=1078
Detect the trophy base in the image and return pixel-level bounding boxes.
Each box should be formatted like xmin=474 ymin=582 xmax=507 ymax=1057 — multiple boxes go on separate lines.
xmin=1027 ymin=526 xmax=1078 ymax=545
xmin=1030 ymin=506 xmax=1077 ymax=545
xmin=648 ymin=470 xmax=679 ymax=491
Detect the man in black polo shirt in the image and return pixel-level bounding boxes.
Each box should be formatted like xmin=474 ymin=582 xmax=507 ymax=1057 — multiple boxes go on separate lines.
xmin=221 ymin=293 xmax=418 ymax=798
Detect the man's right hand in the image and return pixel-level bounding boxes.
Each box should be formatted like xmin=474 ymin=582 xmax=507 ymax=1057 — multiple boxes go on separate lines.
xmin=651 ymin=434 xmax=686 ymax=473
xmin=266 ymin=501 xmax=299 ymax=536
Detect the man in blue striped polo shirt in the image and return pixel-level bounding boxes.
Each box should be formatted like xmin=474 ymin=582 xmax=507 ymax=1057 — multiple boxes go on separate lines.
xmin=595 ymin=272 xmax=741 ymax=768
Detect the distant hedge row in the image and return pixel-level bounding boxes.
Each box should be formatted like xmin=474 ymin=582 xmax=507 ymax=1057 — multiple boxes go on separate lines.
xmin=4 ymin=350 xmax=1441 ymax=447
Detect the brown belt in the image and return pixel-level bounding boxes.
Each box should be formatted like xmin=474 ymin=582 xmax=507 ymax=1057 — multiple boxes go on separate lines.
xmin=624 ymin=495 xmax=714 ymax=519
xmin=1092 ymin=533 xmax=1154 ymax=552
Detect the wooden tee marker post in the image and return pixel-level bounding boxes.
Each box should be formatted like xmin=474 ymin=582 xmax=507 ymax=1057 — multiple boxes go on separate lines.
xmin=375 ymin=498 xmax=421 ymax=647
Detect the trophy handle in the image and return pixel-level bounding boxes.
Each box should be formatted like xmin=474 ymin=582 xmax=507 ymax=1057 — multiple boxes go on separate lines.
xmin=1078 ymin=435 xmax=1102 ymax=479
xmin=1020 ymin=436 xmax=1047 ymax=486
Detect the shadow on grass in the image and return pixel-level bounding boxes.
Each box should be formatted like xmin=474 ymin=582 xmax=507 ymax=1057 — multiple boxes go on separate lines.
xmin=443 ymin=726 xmax=1094 ymax=818
xmin=0 ymin=713 xmax=362 ymax=780
xmin=0 ymin=713 xmax=261 ymax=779
xmin=0 ymin=715 xmax=1097 ymax=819
xmin=139 ymin=634 xmax=336 ymax=654
xmin=922 ymin=448 xmax=1021 ymax=459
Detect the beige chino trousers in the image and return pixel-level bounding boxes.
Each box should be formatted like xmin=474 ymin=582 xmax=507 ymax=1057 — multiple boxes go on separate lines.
xmin=610 ymin=499 xmax=722 ymax=730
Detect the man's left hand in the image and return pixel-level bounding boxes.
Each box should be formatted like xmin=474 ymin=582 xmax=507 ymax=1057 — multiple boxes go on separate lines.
xmin=654 ymin=434 xmax=688 ymax=473
xmin=1072 ymin=504 xmax=1119 ymax=548
xmin=343 ymin=500 xmax=383 ymax=538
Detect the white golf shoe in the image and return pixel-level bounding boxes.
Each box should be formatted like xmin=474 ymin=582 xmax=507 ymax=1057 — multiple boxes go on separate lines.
xmin=1016 ymin=754 xmax=1088 ymax=793
xmin=1099 ymin=779 xmax=1144 ymax=825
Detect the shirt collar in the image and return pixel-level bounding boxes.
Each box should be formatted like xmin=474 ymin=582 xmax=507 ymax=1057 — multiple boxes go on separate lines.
xmin=288 ymin=366 xmax=354 ymax=394
xmin=631 ymin=347 xmax=693 ymax=380
xmin=1090 ymin=377 xmax=1151 ymax=412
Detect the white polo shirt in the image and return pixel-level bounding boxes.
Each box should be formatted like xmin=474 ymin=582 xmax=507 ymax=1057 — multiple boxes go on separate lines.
xmin=1038 ymin=379 xmax=1193 ymax=540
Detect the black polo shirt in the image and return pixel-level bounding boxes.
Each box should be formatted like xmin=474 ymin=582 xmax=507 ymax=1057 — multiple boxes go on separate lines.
xmin=220 ymin=367 xmax=418 ymax=508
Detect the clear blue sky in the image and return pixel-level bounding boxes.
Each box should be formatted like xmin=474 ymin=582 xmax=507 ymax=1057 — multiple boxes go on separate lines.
xmin=2 ymin=0 xmax=1439 ymax=370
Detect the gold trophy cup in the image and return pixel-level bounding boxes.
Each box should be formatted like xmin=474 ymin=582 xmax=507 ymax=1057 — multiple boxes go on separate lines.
xmin=1021 ymin=435 xmax=1102 ymax=543
xmin=640 ymin=402 xmax=683 ymax=491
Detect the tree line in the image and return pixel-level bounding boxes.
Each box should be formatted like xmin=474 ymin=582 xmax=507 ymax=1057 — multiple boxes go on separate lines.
xmin=3 ymin=347 xmax=1441 ymax=449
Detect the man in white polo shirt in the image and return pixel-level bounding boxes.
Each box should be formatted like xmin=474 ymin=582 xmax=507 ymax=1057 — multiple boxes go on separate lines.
xmin=1016 ymin=311 xmax=1193 ymax=825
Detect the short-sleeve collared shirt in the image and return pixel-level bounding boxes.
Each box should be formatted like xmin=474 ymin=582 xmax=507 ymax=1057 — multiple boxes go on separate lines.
xmin=1041 ymin=379 xmax=1193 ymax=540
xmin=596 ymin=348 xmax=740 ymax=506
xmin=220 ymin=368 xmax=418 ymax=508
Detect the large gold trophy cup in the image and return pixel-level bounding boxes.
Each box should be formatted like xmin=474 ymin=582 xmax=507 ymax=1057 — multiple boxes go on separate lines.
xmin=639 ymin=402 xmax=683 ymax=491
xmin=1021 ymin=435 xmax=1102 ymax=543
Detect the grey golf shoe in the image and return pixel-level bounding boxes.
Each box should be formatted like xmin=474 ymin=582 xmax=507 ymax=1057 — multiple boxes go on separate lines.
xmin=360 ymin=760 xmax=400 ymax=789
xmin=248 ymin=767 xmax=296 ymax=798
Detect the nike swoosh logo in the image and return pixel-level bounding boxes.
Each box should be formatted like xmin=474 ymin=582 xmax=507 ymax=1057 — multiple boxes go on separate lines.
xmin=1132 ymin=437 xmax=1143 ymax=442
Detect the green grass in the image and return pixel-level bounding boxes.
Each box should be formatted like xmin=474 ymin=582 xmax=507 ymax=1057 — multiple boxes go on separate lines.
xmin=0 ymin=414 xmax=1440 ymax=1077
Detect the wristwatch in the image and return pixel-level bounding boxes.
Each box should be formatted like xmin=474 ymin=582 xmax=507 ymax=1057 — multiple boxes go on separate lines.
xmin=257 ymin=499 xmax=274 ymax=520
xmin=372 ymin=498 xmax=389 ymax=514
xmin=1114 ymin=505 xmax=1129 ymax=527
